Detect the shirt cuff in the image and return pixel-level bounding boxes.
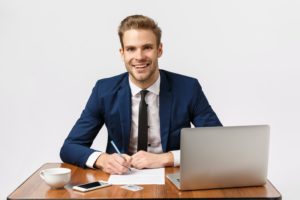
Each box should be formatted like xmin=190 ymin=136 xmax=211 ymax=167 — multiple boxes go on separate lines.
xmin=170 ymin=150 xmax=180 ymax=167
xmin=86 ymin=151 xmax=102 ymax=168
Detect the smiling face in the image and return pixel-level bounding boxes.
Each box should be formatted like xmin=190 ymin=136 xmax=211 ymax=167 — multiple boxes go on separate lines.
xmin=120 ymin=29 xmax=163 ymax=89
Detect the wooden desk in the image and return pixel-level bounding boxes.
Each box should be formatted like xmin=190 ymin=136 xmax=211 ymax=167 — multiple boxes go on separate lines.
xmin=8 ymin=163 xmax=281 ymax=200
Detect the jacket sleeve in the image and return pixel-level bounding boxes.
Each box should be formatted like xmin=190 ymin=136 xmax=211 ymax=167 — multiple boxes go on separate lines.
xmin=60 ymin=81 xmax=105 ymax=168
xmin=190 ymin=79 xmax=222 ymax=127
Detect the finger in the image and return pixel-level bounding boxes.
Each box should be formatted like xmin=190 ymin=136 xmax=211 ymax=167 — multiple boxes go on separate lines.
xmin=131 ymin=160 xmax=145 ymax=169
xmin=122 ymin=154 xmax=132 ymax=161
xmin=99 ymin=154 xmax=121 ymax=174
xmin=131 ymin=156 xmax=146 ymax=169
xmin=106 ymin=157 xmax=124 ymax=174
xmin=106 ymin=164 xmax=121 ymax=175
xmin=113 ymin=154 xmax=130 ymax=167
xmin=122 ymin=154 xmax=132 ymax=166
xmin=111 ymin=154 xmax=131 ymax=173
xmin=101 ymin=154 xmax=130 ymax=174
xmin=131 ymin=153 xmax=143 ymax=167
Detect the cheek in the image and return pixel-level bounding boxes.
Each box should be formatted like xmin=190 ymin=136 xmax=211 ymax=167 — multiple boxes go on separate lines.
xmin=147 ymin=52 xmax=158 ymax=60
xmin=127 ymin=58 xmax=134 ymax=66
xmin=122 ymin=56 xmax=130 ymax=65
xmin=124 ymin=55 xmax=134 ymax=63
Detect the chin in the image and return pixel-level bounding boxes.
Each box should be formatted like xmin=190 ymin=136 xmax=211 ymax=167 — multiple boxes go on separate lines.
xmin=131 ymin=73 xmax=150 ymax=82
xmin=135 ymin=76 xmax=149 ymax=82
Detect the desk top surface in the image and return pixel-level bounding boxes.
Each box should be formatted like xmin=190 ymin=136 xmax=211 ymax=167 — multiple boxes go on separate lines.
xmin=8 ymin=163 xmax=281 ymax=200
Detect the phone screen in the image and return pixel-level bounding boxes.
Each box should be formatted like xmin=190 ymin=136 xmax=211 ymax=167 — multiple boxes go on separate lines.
xmin=78 ymin=182 xmax=102 ymax=189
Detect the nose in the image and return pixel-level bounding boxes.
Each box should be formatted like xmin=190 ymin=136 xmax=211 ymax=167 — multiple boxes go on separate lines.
xmin=134 ymin=49 xmax=145 ymax=60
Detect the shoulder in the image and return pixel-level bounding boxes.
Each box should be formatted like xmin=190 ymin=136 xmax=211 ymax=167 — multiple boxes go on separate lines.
xmin=94 ymin=72 xmax=128 ymax=95
xmin=97 ymin=72 xmax=128 ymax=85
xmin=160 ymin=69 xmax=200 ymax=89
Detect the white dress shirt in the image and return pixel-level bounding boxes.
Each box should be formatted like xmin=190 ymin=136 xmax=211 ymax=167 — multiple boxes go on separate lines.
xmin=86 ymin=75 xmax=180 ymax=168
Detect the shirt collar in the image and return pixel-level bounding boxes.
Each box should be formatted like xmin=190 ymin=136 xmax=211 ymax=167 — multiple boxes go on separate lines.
xmin=129 ymin=74 xmax=161 ymax=96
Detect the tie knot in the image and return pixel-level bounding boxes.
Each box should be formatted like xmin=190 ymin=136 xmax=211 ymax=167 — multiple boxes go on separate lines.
xmin=140 ymin=90 xmax=149 ymax=99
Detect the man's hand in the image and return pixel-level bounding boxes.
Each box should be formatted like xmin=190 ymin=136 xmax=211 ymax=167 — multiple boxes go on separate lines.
xmin=131 ymin=151 xmax=174 ymax=169
xmin=95 ymin=153 xmax=132 ymax=174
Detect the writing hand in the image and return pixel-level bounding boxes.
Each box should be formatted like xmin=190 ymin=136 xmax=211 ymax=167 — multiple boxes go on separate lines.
xmin=95 ymin=153 xmax=132 ymax=174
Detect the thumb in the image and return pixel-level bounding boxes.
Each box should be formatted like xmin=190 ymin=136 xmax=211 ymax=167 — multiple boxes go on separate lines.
xmin=122 ymin=154 xmax=132 ymax=163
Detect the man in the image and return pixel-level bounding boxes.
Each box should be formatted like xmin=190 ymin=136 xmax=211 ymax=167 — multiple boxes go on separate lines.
xmin=60 ymin=15 xmax=222 ymax=175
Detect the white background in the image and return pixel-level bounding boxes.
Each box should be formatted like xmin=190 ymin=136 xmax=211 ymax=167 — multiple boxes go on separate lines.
xmin=1 ymin=0 xmax=299 ymax=199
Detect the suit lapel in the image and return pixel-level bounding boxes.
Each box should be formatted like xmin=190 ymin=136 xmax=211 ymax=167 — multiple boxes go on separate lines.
xmin=117 ymin=75 xmax=131 ymax=153
xmin=159 ymin=70 xmax=172 ymax=152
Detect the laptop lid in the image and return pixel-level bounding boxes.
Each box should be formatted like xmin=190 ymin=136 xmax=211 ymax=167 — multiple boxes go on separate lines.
xmin=178 ymin=125 xmax=270 ymax=190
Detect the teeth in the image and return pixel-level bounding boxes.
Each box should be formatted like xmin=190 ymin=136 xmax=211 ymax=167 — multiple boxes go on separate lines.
xmin=133 ymin=64 xmax=148 ymax=68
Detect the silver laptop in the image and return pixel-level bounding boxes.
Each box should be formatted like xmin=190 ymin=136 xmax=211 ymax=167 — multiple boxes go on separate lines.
xmin=167 ymin=125 xmax=270 ymax=190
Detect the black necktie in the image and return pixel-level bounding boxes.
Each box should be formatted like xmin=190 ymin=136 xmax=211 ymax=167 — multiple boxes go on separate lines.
xmin=137 ymin=90 xmax=149 ymax=151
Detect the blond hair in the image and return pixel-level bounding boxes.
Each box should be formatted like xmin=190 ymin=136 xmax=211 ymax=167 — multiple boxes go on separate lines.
xmin=118 ymin=15 xmax=162 ymax=48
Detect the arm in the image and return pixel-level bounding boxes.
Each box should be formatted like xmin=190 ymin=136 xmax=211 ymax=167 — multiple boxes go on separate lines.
xmin=60 ymin=81 xmax=105 ymax=168
xmin=190 ymin=80 xmax=222 ymax=127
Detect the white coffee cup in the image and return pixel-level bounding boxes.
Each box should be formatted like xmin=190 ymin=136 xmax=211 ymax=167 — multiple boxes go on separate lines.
xmin=40 ymin=168 xmax=71 ymax=188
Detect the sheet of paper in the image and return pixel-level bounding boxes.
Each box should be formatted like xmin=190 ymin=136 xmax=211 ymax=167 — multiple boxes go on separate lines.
xmin=108 ymin=168 xmax=165 ymax=185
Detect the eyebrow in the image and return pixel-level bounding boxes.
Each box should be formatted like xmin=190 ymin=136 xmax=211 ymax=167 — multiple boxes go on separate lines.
xmin=124 ymin=43 xmax=154 ymax=49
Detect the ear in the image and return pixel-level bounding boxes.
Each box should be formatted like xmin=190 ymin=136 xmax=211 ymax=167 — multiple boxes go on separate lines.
xmin=119 ymin=47 xmax=125 ymax=60
xmin=157 ymin=43 xmax=163 ymax=58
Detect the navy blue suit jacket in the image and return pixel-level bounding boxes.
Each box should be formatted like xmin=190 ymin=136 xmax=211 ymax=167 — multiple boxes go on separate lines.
xmin=60 ymin=70 xmax=222 ymax=168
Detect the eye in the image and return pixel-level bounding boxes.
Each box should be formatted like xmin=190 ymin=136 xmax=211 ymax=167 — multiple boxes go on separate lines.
xmin=144 ymin=45 xmax=153 ymax=50
xmin=126 ymin=47 xmax=135 ymax=52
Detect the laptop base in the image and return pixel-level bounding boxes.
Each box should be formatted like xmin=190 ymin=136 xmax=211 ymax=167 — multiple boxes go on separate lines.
xmin=166 ymin=173 xmax=181 ymax=190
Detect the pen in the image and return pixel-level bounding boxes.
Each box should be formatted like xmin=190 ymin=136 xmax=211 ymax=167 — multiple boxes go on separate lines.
xmin=110 ymin=140 xmax=131 ymax=171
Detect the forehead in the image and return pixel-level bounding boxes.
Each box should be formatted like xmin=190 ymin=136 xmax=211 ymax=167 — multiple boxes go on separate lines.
xmin=122 ymin=29 xmax=157 ymax=47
